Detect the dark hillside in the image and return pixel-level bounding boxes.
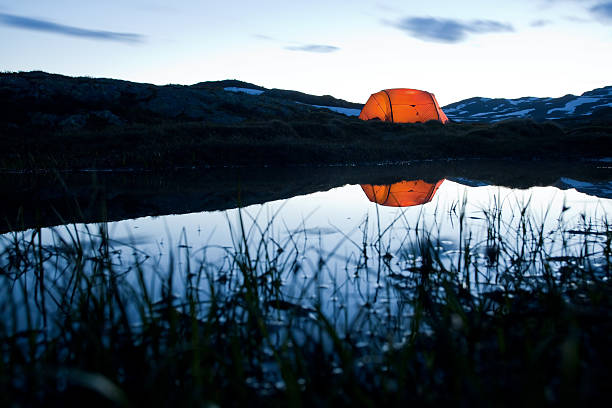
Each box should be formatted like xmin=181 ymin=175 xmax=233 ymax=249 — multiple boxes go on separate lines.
xmin=194 ymin=79 xmax=363 ymax=109
xmin=192 ymin=79 xmax=267 ymax=91
xmin=1 ymin=71 xmax=611 ymax=170
xmin=261 ymin=88 xmax=363 ymax=109
xmin=0 ymin=71 xmax=315 ymax=127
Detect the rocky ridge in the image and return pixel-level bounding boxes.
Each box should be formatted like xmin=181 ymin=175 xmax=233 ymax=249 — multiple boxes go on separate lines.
xmin=442 ymin=86 xmax=612 ymax=122
xmin=0 ymin=71 xmax=342 ymax=131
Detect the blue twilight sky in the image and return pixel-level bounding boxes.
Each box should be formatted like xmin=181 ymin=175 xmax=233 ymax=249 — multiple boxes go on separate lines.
xmin=0 ymin=0 xmax=610 ymax=105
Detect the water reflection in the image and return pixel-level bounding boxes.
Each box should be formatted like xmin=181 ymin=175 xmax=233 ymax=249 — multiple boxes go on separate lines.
xmin=2 ymin=160 xmax=610 ymax=233
xmin=1 ymin=162 xmax=612 ymax=403
xmin=1 ymin=170 xmax=611 ymax=404
xmin=361 ymin=179 xmax=445 ymax=207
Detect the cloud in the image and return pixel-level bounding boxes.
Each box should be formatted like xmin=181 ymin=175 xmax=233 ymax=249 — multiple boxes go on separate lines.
xmin=376 ymin=3 xmax=401 ymax=13
xmin=530 ymin=19 xmax=553 ymax=27
xmin=254 ymin=35 xmax=339 ymax=53
xmin=0 ymin=13 xmax=144 ymax=43
xmin=253 ymin=34 xmax=275 ymax=41
xmin=590 ymin=2 xmax=612 ymax=20
xmin=285 ymin=44 xmax=339 ymax=53
xmin=563 ymin=15 xmax=591 ymax=23
xmin=387 ymin=17 xmax=514 ymax=43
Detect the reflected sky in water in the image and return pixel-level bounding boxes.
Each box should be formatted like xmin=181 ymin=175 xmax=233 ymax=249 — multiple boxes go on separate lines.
xmin=2 ymin=179 xmax=611 ymax=336
xmin=97 ymin=180 xmax=610 ymax=260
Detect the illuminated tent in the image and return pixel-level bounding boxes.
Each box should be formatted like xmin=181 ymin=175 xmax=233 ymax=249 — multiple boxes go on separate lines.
xmin=359 ymin=89 xmax=449 ymax=124
xmin=361 ymin=179 xmax=445 ymax=207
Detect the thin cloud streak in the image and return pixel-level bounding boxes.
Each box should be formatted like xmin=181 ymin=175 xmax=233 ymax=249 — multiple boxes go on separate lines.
xmin=563 ymin=15 xmax=591 ymax=23
xmin=252 ymin=34 xmax=275 ymax=41
xmin=285 ymin=44 xmax=339 ymax=53
xmin=254 ymin=35 xmax=338 ymax=53
xmin=388 ymin=17 xmax=514 ymax=43
xmin=0 ymin=13 xmax=144 ymax=43
xmin=530 ymin=19 xmax=553 ymax=27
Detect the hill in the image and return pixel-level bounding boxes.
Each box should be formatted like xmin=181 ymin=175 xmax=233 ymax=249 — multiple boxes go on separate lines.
xmin=0 ymin=71 xmax=330 ymax=128
xmin=0 ymin=71 xmax=611 ymax=170
xmin=442 ymin=86 xmax=612 ymax=123
xmin=195 ymin=79 xmax=362 ymax=109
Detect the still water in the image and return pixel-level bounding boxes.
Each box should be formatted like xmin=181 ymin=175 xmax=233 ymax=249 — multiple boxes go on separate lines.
xmin=79 ymin=178 xmax=609 ymax=276
xmin=2 ymin=170 xmax=611 ymax=336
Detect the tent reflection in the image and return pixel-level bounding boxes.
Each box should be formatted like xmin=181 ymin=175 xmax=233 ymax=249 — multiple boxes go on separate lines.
xmin=361 ymin=179 xmax=445 ymax=207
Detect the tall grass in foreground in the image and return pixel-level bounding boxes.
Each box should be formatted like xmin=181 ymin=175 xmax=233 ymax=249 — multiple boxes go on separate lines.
xmin=0 ymin=200 xmax=611 ymax=407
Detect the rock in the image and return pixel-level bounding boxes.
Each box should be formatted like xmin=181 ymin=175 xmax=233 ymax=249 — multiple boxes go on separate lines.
xmin=56 ymin=111 xmax=123 ymax=130
xmin=90 ymin=110 xmax=123 ymax=126
xmin=29 ymin=112 xmax=59 ymax=127
xmin=59 ymin=114 xmax=88 ymax=130
xmin=140 ymin=86 xmax=218 ymax=120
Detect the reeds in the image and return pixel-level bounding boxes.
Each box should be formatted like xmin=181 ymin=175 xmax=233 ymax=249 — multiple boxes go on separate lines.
xmin=0 ymin=197 xmax=610 ymax=407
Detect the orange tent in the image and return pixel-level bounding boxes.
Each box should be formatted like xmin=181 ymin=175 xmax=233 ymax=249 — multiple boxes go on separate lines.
xmin=361 ymin=179 xmax=445 ymax=207
xmin=359 ymin=89 xmax=449 ymax=124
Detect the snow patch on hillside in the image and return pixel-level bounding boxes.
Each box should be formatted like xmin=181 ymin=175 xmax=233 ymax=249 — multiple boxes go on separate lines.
xmin=224 ymin=87 xmax=264 ymax=95
xmin=310 ymin=105 xmax=361 ymax=116
xmin=495 ymin=108 xmax=535 ymax=118
xmin=547 ymin=97 xmax=599 ymax=114
xmin=595 ymin=102 xmax=612 ymax=109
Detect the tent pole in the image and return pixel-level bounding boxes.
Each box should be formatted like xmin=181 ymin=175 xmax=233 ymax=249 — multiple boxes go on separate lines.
xmin=382 ymin=90 xmax=394 ymax=122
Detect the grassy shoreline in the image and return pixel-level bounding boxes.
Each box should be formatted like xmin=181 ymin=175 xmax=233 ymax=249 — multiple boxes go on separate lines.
xmin=2 ymin=115 xmax=612 ymax=171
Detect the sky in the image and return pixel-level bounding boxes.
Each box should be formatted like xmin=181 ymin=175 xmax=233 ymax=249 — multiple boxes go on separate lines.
xmin=0 ymin=0 xmax=611 ymax=106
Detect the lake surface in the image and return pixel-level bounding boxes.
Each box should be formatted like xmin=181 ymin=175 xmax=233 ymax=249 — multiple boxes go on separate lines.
xmin=2 ymin=160 xmax=611 ymax=339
